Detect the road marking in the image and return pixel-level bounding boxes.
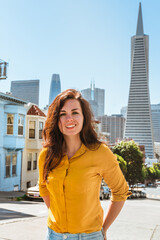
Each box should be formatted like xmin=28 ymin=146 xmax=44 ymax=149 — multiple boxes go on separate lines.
xmin=150 ymin=225 xmax=160 ymax=240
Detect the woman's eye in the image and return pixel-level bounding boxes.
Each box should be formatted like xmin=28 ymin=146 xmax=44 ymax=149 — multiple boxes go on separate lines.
xmin=60 ymin=113 xmax=66 ymax=116
xmin=72 ymin=112 xmax=78 ymax=115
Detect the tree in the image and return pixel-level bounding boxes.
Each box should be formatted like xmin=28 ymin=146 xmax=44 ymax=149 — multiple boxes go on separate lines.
xmin=153 ymin=163 xmax=160 ymax=171
xmin=141 ymin=165 xmax=148 ymax=182
xmin=112 ymin=140 xmax=143 ymax=186
xmin=146 ymin=167 xmax=158 ymax=182
xmin=115 ymin=154 xmax=127 ymax=177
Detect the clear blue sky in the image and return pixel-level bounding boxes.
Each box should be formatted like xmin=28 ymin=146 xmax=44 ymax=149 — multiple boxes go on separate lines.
xmin=0 ymin=0 xmax=160 ymax=115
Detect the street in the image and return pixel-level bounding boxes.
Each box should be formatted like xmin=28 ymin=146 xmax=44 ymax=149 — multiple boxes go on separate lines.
xmin=0 ymin=195 xmax=160 ymax=240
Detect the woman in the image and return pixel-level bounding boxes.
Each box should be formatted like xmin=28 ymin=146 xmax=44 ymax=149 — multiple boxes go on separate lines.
xmin=39 ymin=89 xmax=131 ymax=240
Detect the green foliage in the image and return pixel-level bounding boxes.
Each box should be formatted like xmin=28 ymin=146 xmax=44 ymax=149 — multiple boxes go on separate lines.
xmin=146 ymin=163 xmax=160 ymax=182
xmin=115 ymin=154 xmax=127 ymax=177
xmin=153 ymin=163 xmax=160 ymax=171
xmin=141 ymin=165 xmax=148 ymax=181
xmin=16 ymin=194 xmax=27 ymax=201
xmin=112 ymin=140 xmax=143 ymax=186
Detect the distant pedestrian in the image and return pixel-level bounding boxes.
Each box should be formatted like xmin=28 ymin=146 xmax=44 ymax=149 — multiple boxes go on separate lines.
xmin=38 ymin=89 xmax=131 ymax=240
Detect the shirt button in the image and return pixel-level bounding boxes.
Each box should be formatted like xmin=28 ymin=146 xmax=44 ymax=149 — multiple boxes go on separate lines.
xmin=63 ymin=235 xmax=67 ymax=239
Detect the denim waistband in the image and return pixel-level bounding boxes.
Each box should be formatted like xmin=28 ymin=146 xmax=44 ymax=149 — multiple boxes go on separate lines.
xmin=46 ymin=227 xmax=104 ymax=240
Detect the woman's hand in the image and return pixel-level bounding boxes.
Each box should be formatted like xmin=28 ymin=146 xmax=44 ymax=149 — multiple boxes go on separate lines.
xmin=102 ymin=228 xmax=107 ymax=240
xmin=42 ymin=196 xmax=50 ymax=208
xmin=104 ymin=232 xmax=107 ymax=240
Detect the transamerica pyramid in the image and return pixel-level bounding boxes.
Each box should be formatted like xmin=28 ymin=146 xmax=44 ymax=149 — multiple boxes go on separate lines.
xmin=124 ymin=3 xmax=154 ymax=158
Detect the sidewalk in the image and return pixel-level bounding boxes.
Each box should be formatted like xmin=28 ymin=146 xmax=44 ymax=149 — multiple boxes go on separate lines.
xmin=0 ymin=196 xmax=160 ymax=240
xmin=0 ymin=191 xmax=25 ymax=202
xmin=146 ymin=193 xmax=160 ymax=201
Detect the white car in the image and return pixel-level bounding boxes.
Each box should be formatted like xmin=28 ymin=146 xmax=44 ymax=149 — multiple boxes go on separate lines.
xmin=26 ymin=184 xmax=41 ymax=199
xmin=133 ymin=183 xmax=145 ymax=188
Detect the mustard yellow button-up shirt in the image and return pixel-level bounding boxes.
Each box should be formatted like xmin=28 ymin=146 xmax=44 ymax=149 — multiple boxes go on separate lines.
xmin=39 ymin=143 xmax=131 ymax=234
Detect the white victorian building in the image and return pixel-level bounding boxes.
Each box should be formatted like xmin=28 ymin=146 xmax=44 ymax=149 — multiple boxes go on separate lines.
xmin=21 ymin=104 xmax=46 ymax=190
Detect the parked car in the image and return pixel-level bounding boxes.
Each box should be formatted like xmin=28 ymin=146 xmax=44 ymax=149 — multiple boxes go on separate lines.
xmin=131 ymin=183 xmax=145 ymax=188
xmin=128 ymin=189 xmax=146 ymax=199
xmin=100 ymin=185 xmax=105 ymax=200
xmin=102 ymin=186 xmax=110 ymax=199
xmin=136 ymin=191 xmax=141 ymax=198
xmin=156 ymin=181 xmax=160 ymax=186
xmin=148 ymin=183 xmax=158 ymax=187
xmin=139 ymin=191 xmax=146 ymax=198
xmin=131 ymin=190 xmax=137 ymax=198
xmin=100 ymin=180 xmax=111 ymax=200
xmin=136 ymin=183 xmax=145 ymax=188
xmin=26 ymin=184 xmax=41 ymax=199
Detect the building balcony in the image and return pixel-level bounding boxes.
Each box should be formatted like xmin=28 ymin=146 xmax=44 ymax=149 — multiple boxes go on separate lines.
xmin=26 ymin=139 xmax=43 ymax=150
xmin=4 ymin=135 xmax=25 ymax=150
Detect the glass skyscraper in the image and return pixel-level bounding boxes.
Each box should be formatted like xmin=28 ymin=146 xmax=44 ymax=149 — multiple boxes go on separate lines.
xmin=11 ymin=80 xmax=39 ymax=105
xmin=49 ymin=74 xmax=61 ymax=105
xmin=81 ymin=81 xmax=105 ymax=117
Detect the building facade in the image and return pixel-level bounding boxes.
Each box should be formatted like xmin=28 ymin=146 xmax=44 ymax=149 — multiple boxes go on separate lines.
xmin=122 ymin=104 xmax=160 ymax=144
xmin=11 ymin=80 xmax=39 ymax=105
xmin=151 ymin=104 xmax=160 ymax=143
xmin=154 ymin=142 xmax=160 ymax=162
xmin=98 ymin=114 xmax=125 ymax=144
xmin=81 ymin=82 xmax=105 ymax=117
xmin=49 ymin=74 xmax=61 ymax=105
xmin=21 ymin=104 xmax=46 ymax=191
xmin=124 ymin=3 xmax=154 ymax=158
xmin=0 ymin=92 xmax=27 ymax=191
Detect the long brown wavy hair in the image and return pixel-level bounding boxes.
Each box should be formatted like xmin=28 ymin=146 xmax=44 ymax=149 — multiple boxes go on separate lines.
xmin=42 ymin=89 xmax=100 ymax=180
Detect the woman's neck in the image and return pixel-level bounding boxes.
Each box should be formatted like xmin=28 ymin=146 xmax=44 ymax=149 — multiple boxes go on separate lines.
xmin=63 ymin=135 xmax=82 ymax=159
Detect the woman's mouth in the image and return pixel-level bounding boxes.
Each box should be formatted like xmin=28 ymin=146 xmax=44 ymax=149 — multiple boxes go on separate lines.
xmin=66 ymin=124 xmax=76 ymax=129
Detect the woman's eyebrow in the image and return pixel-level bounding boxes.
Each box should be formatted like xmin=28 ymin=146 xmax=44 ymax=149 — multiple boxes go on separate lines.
xmin=60 ymin=108 xmax=79 ymax=112
xmin=71 ymin=108 xmax=79 ymax=111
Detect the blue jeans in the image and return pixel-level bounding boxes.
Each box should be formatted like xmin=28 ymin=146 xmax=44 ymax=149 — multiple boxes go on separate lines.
xmin=46 ymin=227 xmax=104 ymax=240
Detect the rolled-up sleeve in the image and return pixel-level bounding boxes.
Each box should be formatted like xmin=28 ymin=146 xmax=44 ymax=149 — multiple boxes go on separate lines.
xmin=100 ymin=144 xmax=132 ymax=201
xmin=38 ymin=148 xmax=50 ymax=197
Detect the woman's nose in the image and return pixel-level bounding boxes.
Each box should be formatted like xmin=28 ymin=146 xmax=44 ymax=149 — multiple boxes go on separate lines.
xmin=66 ymin=114 xmax=73 ymax=121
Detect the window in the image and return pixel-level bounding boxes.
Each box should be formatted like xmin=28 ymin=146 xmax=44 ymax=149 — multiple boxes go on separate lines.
xmin=5 ymin=153 xmax=17 ymax=177
xmin=7 ymin=114 xmax=14 ymax=135
xmin=18 ymin=114 xmax=24 ymax=135
xmin=12 ymin=154 xmax=17 ymax=175
xmin=27 ymin=153 xmax=32 ymax=171
xmin=29 ymin=121 xmax=36 ymax=139
xmin=26 ymin=181 xmax=31 ymax=189
xmin=5 ymin=155 xmax=11 ymax=177
xmin=33 ymin=153 xmax=37 ymax=170
xmin=39 ymin=122 xmax=43 ymax=139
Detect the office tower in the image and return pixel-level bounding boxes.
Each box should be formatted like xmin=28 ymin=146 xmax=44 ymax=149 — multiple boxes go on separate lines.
xmin=124 ymin=3 xmax=154 ymax=158
xmin=81 ymin=81 xmax=105 ymax=117
xmin=11 ymin=80 xmax=39 ymax=105
xmin=98 ymin=114 xmax=125 ymax=144
xmin=151 ymin=104 xmax=160 ymax=142
xmin=154 ymin=142 xmax=160 ymax=162
xmin=121 ymin=106 xmax=127 ymax=119
xmin=49 ymin=74 xmax=61 ymax=105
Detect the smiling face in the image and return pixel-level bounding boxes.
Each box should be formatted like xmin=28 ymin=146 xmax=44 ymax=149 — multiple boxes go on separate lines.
xmin=58 ymin=99 xmax=84 ymax=137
